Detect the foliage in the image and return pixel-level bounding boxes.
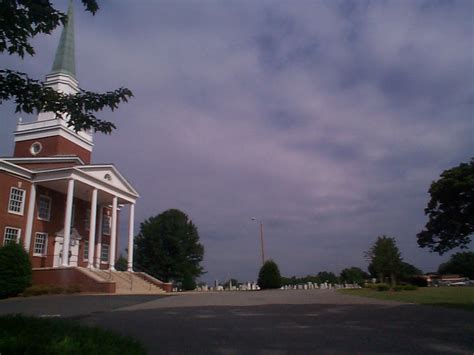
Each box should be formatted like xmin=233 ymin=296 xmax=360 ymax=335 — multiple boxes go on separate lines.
xmin=398 ymin=262 xmax=422 ymax=282
xmin=339 ymin=287 xmax=474 ymax=311
xmin=0 ymin=243 xmax=32 ymax=299
xmin=366 ymin=236 xmax=402 ymax=287
xmin=0 ymin=315 xmax=145 ymax=354
xmin=281 ymin=271 xmax=338 ymax=286
xmin=340 ymin=267 xmax=369 ymax=284
xmin=258 ymin=260 xmax=282 ymax=289
xmin=417 ymin=159 xmax=474 ymax=254
xmin=0 ymin=0 xmax=133 ymax=134
xmin=181 ymin=273 xmax=196 ymax=291
xmin=438 ymin=252 xmax=474 ymax=279
xmin=115 ymin=253 xmax=128 ymax=271
xmin=316 ymin=271 xmax=338 ymax=284
xmin=134 ymin=209 xmax=205 ymax=284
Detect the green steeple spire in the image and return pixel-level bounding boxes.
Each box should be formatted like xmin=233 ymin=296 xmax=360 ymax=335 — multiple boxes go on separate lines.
xmin=51 ymin=0 xmax=76 ymax=78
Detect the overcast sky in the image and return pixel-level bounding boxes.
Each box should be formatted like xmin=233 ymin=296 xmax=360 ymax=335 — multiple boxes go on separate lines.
xmin=1 ymin=0 xmax=473 ymax=283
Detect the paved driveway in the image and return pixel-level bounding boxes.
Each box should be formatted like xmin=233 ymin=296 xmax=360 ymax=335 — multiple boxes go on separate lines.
xmin=1 ymin=290 xmax=473 ymax=354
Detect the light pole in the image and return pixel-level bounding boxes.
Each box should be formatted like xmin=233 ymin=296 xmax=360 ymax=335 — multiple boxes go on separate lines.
xmin=251 ymin=217 xmax=265 ymax=265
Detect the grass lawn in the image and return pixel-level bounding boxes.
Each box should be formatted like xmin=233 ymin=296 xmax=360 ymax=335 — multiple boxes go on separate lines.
xmin=339 ymin=287 xmax=474 ymax=311
xmin=0 ymin=315 xmax=145 ymax=354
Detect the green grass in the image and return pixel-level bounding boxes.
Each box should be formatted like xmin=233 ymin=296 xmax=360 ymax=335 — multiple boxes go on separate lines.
xmin=0 ymin=315 xmax=146 ymax=355
xmin=339 ymin=287 xmax=474 ymax=311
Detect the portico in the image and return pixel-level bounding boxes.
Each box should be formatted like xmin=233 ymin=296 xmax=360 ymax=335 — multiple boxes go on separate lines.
xmin=20 ymin=163 xmax=139 ymax=271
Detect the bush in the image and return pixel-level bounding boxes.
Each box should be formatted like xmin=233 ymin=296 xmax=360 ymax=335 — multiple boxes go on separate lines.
xmin=258 ymin=260 xmax=282 ymax=289
xmin=376 ymin=283 xmax=390 ymax=291
xmin=0 ymin=243 xmax=32 ymax=299
xmin=409 ymin=276 xmax=428 ymax=287
xmin=402 ymin=284 xmax=417 ymax=291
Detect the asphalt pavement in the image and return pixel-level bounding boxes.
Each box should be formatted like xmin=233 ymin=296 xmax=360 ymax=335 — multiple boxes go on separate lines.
xmin=1 ymin=289 xmax=473 ymax=354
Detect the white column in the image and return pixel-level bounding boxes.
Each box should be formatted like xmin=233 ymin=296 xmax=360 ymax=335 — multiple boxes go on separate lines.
xmin=87 ymin=189 xmax=98 ymax=268
xmin=24 ymin=183 xmax=36 ymax=252
xmin=62 ymin=179 xmax=74 ymax=267
xmin=109 ymin=196 xmax=118 ymax=270
xmin=95 ymin=206 xmax=103 ymax=268
xmin=127 ymin=203 xmax=135 ymax=271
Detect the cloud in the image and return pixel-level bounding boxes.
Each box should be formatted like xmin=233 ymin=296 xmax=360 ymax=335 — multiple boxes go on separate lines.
xmin=1 ymin=0 xmax=472 ymax=283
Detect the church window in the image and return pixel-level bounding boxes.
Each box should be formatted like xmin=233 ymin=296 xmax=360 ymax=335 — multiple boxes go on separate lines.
xmin=3 ymin=227 xmax=21 ymax=245
xmin=30 ymin=142 xmax=43 ymax=156
xmin=101 ymin=244 xmax=109 ymax=262
xmin=84 ymin=241 xmax=89 ymax=260
xmin=33 ymin=233 xmax=48 ymax=256
xmin=38 ymin=195 xmax=52 ymax=220
xmin=102 ymin=214 xmax=111 ymax=235
xmin=8 ymin=187 xmax=26 ymax=215
xmin=85 ymin=208 xmax=90 ymax=230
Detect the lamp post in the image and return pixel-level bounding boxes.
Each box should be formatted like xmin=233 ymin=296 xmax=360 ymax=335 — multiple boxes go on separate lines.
xmin=251 ymin=217 xmax=265 ymax=265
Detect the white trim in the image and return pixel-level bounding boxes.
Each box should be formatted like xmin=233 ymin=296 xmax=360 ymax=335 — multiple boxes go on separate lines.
xmin=0 ymin=160 xmax=33 ymax=179
xmin=2 ymin=156 xmax=84 ymax=165
xmin=33 ymin=232 xmax=48 ymax=257
xmin=37 ymin=195 xmax=52 ymax=221
xmin=3 ymin=226 xmax=21 ymax=245
xmin=8 ymin=187 xmax=26 ymax=215
xmin=77 ymin=165 xmax=140 ymax=196
xmin=31 ymin=169 xmax=138 ymax=202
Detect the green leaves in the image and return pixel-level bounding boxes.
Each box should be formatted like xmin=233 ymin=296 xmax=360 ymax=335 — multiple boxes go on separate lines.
xmin=366 ymin=236 xmax=402 ymax=286
xmin=0 ymin=69 xmax=133 ymax=134
xmin=134 ymin=209 xmax=205 ymax=284
xmin=257 ymin=259 xmax=282 ymax=289
xmin=1 ymin=0 xmax=132 ymax=134
xmin=417 ymin=158 xmax=474 ymax=254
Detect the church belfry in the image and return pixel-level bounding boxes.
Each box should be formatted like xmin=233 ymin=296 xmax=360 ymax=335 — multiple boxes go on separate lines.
xmin=13 ymin=1 xmax=93 ymax=164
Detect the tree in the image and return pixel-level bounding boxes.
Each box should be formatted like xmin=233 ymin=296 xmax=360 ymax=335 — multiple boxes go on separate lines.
xmin=316 ymin=271 xmax=338 ymax=285
xmin=417 ymin=159 xmax=474 ymax=254
xmin=134 ymin=209 xmax=204 ymax=284
xmin=0 ymin=0 xmax=133 ymax=134
xmin=257 ymin=260 xmax=282 ymax=289
xmin=398 ymin=262 xmax=422 ymax=282
xmin=438 ymin=252 xmax=474 ymax=279
xmin=340 ymin=267 xmax=369 ymax=285
xmin=0 ymin=243 xmax=32 ymax=298
xmin=115 ymin=253 xmax=128 ymax=271
xmin=366 ymin=236 xmax=402 ymax=287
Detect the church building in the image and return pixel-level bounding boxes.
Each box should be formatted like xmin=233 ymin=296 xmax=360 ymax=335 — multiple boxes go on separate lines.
xmin=0 ymin=3 xmax=169 ymax=293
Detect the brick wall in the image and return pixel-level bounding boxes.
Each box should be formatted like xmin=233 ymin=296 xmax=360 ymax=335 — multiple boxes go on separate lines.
xmin=14 ymin=136 xmax=91 ymax=163
xmin=32 ymin=267 xmax=116 ymax=293
xmin=0 ymin=171 xmax=32 ymax=246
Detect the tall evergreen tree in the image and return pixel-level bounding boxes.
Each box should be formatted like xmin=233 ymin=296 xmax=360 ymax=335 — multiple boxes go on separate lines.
xmin=366 ymin=236 xmax=402 ymax=287
xmin=134 ymin=209 xmax=204 ymax=284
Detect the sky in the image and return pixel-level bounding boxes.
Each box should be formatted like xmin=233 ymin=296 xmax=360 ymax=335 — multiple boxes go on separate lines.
xmin=1 ymin=0 xmax=473 ymax=284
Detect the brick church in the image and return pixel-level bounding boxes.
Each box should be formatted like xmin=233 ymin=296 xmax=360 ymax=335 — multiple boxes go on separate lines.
xmin=0 ymin=3 xmax=169 ymax=293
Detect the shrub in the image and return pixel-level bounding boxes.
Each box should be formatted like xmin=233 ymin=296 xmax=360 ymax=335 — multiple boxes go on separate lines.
xmin=376 ymin=283 xmax=390 ymax=291
xmin=409 ymin=276 xmax=428 ymax=287
xmin=258 ymin=260 xmax=282 ymax=289
xmin=0 ymin=243 xmax=32 ymax=299
xmin=402 ymin=284 xmax=417 ymax=291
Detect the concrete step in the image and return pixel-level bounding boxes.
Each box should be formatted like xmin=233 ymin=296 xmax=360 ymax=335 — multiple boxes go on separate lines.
xmin=84 ymin=268 xmax=166 ymax=294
